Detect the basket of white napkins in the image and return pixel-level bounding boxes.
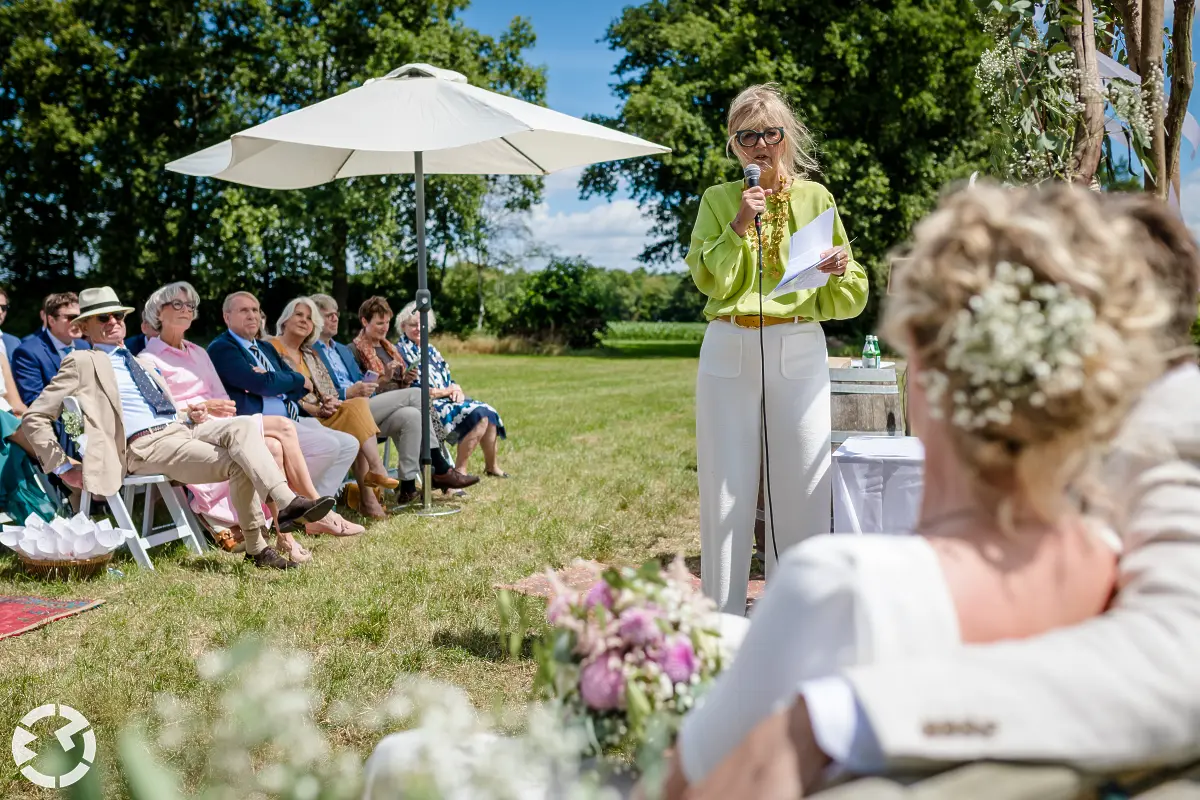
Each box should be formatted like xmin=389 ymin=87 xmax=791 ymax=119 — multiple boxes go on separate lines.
xmin=0 ymin=513 xmax=135 ymax=579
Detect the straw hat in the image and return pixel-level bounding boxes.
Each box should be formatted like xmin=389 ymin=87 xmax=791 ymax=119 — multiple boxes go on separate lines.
xmin=75 ymin=287 xmax=135 ymax=322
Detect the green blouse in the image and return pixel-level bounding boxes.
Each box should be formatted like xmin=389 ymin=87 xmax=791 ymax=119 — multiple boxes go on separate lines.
xmin=685 ymin=179 xmax=869 ymax=321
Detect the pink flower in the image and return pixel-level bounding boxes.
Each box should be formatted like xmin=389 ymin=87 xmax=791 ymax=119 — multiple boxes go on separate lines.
xmin=580 ymin=654 xmax=625 ymax=710
xmin=656 ymin=636 xmax=697 ymax=684
xmin=546 ymin=592 xmax=572 ymax=624
xmin=584 ymin=581 xmax=614 ymax=611
xmin=617 ymin=607 xmax=662 ymax=647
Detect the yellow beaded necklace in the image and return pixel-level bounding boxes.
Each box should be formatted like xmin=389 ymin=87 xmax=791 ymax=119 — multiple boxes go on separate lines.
xmin=746 ymin=175 xmax=791 ymax=279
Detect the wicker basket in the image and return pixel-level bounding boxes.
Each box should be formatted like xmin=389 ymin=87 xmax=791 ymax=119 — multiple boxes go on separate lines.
xmin=17 ymin=552 xmax=113 ymax=581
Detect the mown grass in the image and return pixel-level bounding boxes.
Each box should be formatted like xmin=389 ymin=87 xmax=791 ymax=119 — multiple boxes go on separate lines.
xmin=0 ymin=352 xmax=702 ymax=798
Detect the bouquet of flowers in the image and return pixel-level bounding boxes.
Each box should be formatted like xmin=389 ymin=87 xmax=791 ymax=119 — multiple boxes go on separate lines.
xmin=532 ymin=558 xmax=727 ymax=760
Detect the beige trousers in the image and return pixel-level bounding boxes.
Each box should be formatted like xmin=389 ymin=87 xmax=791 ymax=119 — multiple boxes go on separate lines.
xmin=696 ymin=320 xmax=832 ymax=614
xmin=126 ymin=417 xmax=295 ymax=555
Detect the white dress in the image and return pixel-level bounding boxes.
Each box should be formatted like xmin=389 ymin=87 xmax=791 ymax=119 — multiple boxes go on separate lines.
xmin=677 ymin=532 xmax=961 ymax=784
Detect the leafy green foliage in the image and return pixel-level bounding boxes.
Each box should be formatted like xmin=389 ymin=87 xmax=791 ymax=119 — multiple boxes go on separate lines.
xmin=0 ymin=0 xmax=544 ymax=338
xmin=580 ymin=0 xmax=991 ymax=339
xmin=604 ymin=321 xmax=707 ymax=342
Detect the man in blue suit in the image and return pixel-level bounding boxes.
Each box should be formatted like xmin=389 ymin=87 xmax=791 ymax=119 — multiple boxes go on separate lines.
xmin=0 ymin=288 xmax=21 ymax=364
xmin=207 ymin=291 xmax=357 ymax=500
xmin=309 ymin=293 xmax=476 ymax=500
xmin=12 ymin=292 xmax=91 ymax=407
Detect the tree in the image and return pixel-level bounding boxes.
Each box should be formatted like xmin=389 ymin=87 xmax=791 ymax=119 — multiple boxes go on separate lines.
xmin=580 ymin=0 xmax=990 ymax=338
xmin=975 ymin=0 xmax=1195 ymax=195
xmin=0 ymin=0 xmax=544 ymax=338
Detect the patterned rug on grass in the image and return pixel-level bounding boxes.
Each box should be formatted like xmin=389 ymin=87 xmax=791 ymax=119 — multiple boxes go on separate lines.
xmin=497 ymin=560 xmax=765 ymax=605
xmin=0 ymin=596 xmax=105 ymax=641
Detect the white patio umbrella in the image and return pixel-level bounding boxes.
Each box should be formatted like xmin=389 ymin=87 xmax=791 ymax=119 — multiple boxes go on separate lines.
xmin=167 ymin=63 xmax=669 ymax=513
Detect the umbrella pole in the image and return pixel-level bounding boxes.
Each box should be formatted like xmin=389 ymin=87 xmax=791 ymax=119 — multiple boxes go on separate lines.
xmin=412 ymin=150 xmax=460 ymax=517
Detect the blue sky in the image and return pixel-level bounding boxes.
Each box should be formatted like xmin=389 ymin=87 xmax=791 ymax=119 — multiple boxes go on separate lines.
xmin=462 ymin=1 xmax=1200 ymax=270
xmin=461 ymin=0 xmax=657 ymax=271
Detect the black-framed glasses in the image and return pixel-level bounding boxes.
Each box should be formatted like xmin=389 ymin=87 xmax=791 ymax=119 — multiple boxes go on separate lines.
xmin=55 ymin=312 xmax=79 ymax=322
xmin=96 ymin=312 xmax=126 ymax=324
xmin=168 ymin=299 xmax=197 ymax=312
xmin=0 ymin=304 xmax=9 ymax=313
xmin=735 ymin=127 xmax=785 ymax=148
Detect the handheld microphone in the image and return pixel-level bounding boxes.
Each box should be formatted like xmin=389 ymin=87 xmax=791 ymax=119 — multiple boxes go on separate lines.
xmin=743 ymin=163 xmax=762 ymax=234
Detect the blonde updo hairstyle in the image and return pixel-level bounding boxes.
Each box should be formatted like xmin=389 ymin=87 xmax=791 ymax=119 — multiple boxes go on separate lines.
xmin=882 ymin=183 xmax=1169 ymax=523
xmin=726 ymin=83 xmax=819 ymax=183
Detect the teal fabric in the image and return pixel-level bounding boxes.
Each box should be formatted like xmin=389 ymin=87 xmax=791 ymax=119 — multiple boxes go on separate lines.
xmin=0 ymin=412 xmax=57 ymax=524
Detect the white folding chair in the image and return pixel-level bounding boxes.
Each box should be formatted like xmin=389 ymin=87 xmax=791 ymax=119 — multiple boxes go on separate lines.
xmin=64 ymin=397 xmax=204 ymax=570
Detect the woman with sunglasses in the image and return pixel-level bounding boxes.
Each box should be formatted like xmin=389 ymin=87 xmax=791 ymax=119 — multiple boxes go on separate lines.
xmin=686 ymin=83 xmax=868 ymax=615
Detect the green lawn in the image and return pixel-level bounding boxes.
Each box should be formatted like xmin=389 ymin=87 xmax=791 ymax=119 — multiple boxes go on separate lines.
xmin=0 ymin=352 xmax=702 ymax=797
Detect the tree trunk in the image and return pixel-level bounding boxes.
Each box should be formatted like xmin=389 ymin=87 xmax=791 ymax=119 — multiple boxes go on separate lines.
xmin=1166 ymin=0 xmax=1196 ymax=192
xmin=1142 ymin=0 xmax=1168 ymax=197
xmin=332 ymin=218 xmax=349 ymax=313
xmin=1113 ymin=0 xmax=1144 ymax=75
xmin=476 ymin=263 xmax=486 ymax=331
xmin=1067 ymin=0 xmax=1106 ymax=183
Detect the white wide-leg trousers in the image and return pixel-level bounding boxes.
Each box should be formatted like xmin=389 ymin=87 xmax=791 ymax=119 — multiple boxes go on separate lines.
xmin=696 ymin=320 xmax=832 ymax=614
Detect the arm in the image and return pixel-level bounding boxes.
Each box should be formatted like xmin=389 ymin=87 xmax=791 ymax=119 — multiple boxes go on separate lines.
xmin=843 ymin=373 xmax=1200 ymax=772
xmin=208 ymin=337 xmax=305 ymax=399
xmin=11 ymin=344 xmax=43 ymax=406
xmin=23 ymin=352 xmax=84 ymax=474
xmin=1 ymin=354 xmax=27 ymax=416
xmin=810 ymin=192 xmax=869 ymax=321
xmin=685 ymin=188 xmax=752 ymax=302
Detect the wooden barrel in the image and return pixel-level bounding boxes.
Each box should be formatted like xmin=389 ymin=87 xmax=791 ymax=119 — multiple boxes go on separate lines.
xmin=828 ymin=356 xmax=906 ymax=446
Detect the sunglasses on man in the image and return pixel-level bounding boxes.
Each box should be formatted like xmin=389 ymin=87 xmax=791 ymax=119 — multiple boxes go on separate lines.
xmin=94 ymin=312 xmax=126 ymax=324
xmin=735 ymin=127 xmax=785 ymax=147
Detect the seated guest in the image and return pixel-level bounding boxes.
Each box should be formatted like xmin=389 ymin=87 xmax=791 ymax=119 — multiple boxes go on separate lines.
xmin=139 ymin=283 xmax=363 ymax=551
xmin=12 ymin=292 xmax=90 ymax=407
xmin=394 ymin=302 xmax=508 ymax=478
xmin=21 ymin=286 xmax=337 ymax=570
xmin=0 ymin=287 xmax=20 ymax=364
xmin=678 ymin=190 xmax=1200 ymax=799
xmin=268 ymin=298 xmax=399 ymax=518
xmin=0 ymin=347 xmax=27 ymax=417
xmin=310 ymin=294 xmax=477 ymax=502
xmin=125 ymin=319 xmax=157 ymax=356
xmin=207 ymin=292 xmax=359 ymax=508
xmin=664 ymin=183 xmax=1175 ymax=796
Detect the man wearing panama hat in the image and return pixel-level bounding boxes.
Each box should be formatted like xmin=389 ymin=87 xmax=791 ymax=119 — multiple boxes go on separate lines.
xmin=22 ymin=286 xmax=335 ymax=569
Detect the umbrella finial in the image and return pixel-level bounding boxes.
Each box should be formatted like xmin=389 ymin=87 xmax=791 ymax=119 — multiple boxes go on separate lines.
xmin=383 ymin=63 xmax=468 ymax=83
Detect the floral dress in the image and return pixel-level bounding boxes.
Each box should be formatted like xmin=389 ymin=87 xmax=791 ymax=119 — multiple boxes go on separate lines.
xmin=396 ymin=337 xmax=505 ymax=445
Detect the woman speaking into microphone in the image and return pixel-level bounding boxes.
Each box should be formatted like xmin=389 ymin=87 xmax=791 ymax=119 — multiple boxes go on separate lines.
xmin=686 ymin=84 xmax=868 ymax=614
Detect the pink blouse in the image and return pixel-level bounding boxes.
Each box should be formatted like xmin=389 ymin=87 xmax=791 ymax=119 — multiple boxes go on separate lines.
xmin=140 ymin=337 xmax=231 ymax=409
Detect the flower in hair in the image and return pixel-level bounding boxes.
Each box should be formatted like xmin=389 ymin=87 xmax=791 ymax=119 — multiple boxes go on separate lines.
xmin=922 ymin=261 xmax=1097 ymax=430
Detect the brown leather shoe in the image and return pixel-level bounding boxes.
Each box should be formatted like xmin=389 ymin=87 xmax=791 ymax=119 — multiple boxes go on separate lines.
xmin=250 ymin=546 xmax=298 ymax=570
xmin=431 ymin=470 xmax=480 ymax=491
xmin=277 ymin=495 xmax=335 ymax=532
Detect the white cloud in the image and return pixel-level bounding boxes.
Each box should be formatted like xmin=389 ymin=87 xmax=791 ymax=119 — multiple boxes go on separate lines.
xmin=525 ymin=197 xmax=665 ymax=270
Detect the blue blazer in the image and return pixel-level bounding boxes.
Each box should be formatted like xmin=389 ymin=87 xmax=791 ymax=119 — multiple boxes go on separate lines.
xmin=207 ymin=330 xmax=307 ymax=417
xmin=12 ymin=329 xmax=92 ymax=406
xmin=314 ymin=340 xmax=363 ymax=401
xmin=124 ymin=333 xmax=149 ymax=356
xmin=2 ymin=332 xmax=20 ymax=364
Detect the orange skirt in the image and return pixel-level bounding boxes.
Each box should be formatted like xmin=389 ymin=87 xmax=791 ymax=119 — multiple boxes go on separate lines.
xmin=319 ymin=397 xmax=379 ymax=445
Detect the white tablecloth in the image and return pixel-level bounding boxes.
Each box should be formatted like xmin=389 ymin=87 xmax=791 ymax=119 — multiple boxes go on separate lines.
xmin=832 ymin=436 xmax=924 ymax=534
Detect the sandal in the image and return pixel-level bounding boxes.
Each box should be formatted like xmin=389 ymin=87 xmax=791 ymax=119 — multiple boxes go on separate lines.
xmin=486 ymin=470 xmax=510 ymax=479
xmin=275 ymin=531 xmax=312 ymax=563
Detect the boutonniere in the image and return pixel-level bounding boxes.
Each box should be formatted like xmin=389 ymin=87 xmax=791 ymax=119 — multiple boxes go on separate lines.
xmin=61 ymin=409 xmax=89 ymax=455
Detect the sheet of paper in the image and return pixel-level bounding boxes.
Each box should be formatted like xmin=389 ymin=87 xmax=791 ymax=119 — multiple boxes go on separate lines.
xmin=768 ymin=207 xmax=835 ymax=298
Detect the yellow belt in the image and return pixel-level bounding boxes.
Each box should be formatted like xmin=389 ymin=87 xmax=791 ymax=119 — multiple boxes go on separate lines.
xmin=716 ymin=314 xmax=808 ymax=328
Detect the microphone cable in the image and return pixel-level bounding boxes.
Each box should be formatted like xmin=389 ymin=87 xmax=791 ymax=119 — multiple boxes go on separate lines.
xmin=754 ymin=217 xmax=780 ymax=566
